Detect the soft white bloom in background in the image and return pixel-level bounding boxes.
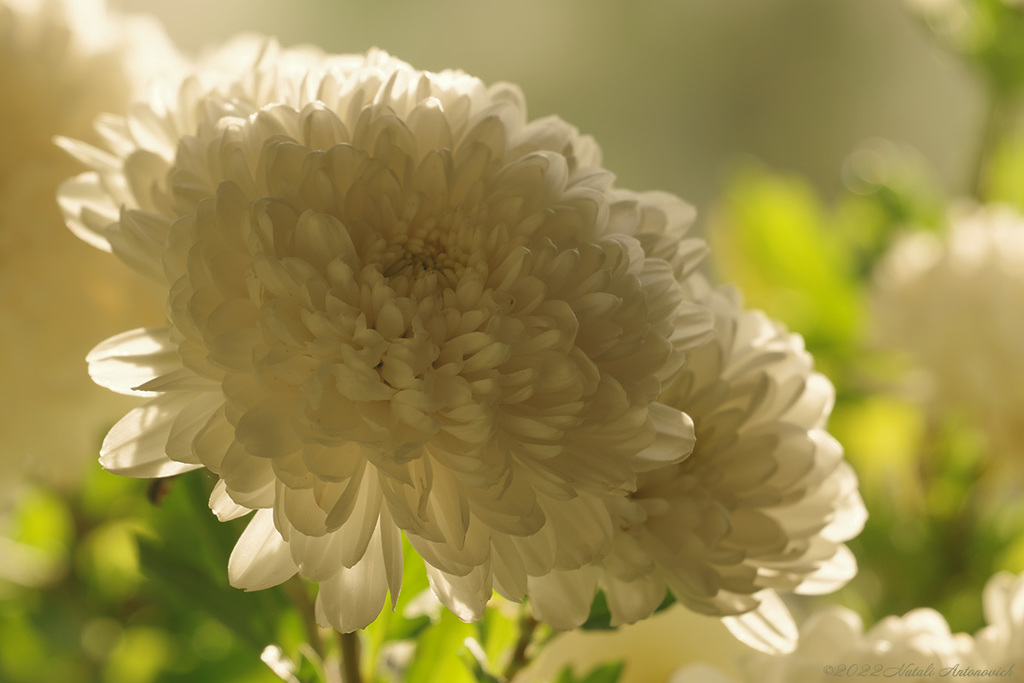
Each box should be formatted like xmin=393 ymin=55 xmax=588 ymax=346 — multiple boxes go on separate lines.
xmin=528 ymin=286 xmax=865 ymax=653
xmin=975 ymin=571 xmax=1024 ymax=671
xmin=872 ymin=205 xmax=1024 ymax=463
xmin=0 ymin=0 xmax=177 ymax=508
xmin=60 ymin=40 xmax=715 ymax=632
xmin=671 ymin=606 xmax=979 ymax=682
xmin=516 ymin=604 xmax=743 ymax=683
xmin=671 ymin=572 xmax=1024 ymax=682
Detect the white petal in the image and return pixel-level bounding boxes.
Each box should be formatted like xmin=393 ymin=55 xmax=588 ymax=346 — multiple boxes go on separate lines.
xmin=166 ymin=393 xmax=223 ymax=464
xmin=87 ymin=328 xmax=181 ymax=396
xmin=795 ymin=544 xmax=857 ymax=595
xmin=633 ymin=403 xmax=695 ymax=470
xmin=721 ymin=590 xmax=798 ymax=655
xmin=229 ymin=509 xmax=298 ymax=591
xmin=286 ymin=528 xmax=346 ymax=581
xmin=526 ymin=570 xmax=597 ymax=630
xmin=100 ymin=393 xmax=205 ymax=477
xmin=55 ymin=135 xmax=121 ymax=172
xmin=209 ymin=479 xmax=252 ymax=522
xmin=425 ymin=561 xmax=493 ymax=623
xmin=818 ymin=462 xmax=869 ymax=544
xmin=314 ymin=522 xmax=391 ymax=633
xmin=491 ymin=534 xmax=528 ymax=602
xmin=55 ymin=171 xmax=116 ymax=252
xmin=135 ymin=368 xmax=220 ymax=393
xmin=110 ymin=208 xmax=174 ymax=282
xmin=603 ymin=573 xmax=667 ymax=626
xmin=380 ymin=506 xmax=404 ymax=610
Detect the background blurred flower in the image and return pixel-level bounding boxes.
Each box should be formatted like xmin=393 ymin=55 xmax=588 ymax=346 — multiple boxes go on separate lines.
xmin=60 ymin=40 xmax=714 ymax=633
xmin=516 ymin=604 xmax=743 ymax=683
xmin=671 ymin=571 xmax=1024 ymax=682
xmin=0 ymin=0 xmax=176 ymax=508
xmin=671 ymin=605 xmax=979 ymax=682
xmin=974 ymin=571 xmax=1024 ymax=670
xmin=871 ymin=205 xmax=1024 ymax=469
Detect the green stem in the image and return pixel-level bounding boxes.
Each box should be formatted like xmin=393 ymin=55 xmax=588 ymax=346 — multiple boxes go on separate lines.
xmin=502 ymin=606 xmax=539 ymax=682
xmin=340 ymin=631 xmax=362 ymax=683
xmin=284 ymin=578 xmax=327 ymax=661
xmin=969 ymin=84 xmax=1015 ymax=199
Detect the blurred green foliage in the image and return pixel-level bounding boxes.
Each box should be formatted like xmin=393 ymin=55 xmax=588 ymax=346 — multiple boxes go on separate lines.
xmin=553 ymin=662 xmax=624 ymax=683
xmin=0 ymin=467 xmax=530 ymax=683
xmin=924 ymin=0 xmax=1024 ymax=98
xmin=0 ymin=469 xmax=281 ymax=683
xmin=708 ymin=126 xmax=1024 ymax=638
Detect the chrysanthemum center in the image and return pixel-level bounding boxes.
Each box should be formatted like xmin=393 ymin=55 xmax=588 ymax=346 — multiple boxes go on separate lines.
xmin=380 ymin=228 xmax=466 ymax=286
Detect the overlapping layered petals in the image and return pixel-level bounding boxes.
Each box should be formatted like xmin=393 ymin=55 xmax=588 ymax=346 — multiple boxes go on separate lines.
xmin=62 ymin=41 xmax=713 ymax=630
xmin=529 ymin=286 xmax=865 ymax=654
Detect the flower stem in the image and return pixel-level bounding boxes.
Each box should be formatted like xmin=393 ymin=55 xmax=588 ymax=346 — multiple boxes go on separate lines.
xmin=284 ymin=578 xmax=326 ymax=661
xmin=502 ymin=606 xmax=540 ymax=682
xmin=339 ymin=631 xmax=362 ymax=683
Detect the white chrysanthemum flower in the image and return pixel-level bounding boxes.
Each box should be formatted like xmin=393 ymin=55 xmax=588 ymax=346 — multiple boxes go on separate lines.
xmin=872 ymin=205 xmax=1024 ymax=460
xmin=527 ymin=285 xmax=865 ymax=653
xmin=671 ymin=609 xmax=978 ymax=683
xmin=59 ymin=40 xmax=714 ymax=631
xmin=0 ymin=0 xmax=178 ymax=505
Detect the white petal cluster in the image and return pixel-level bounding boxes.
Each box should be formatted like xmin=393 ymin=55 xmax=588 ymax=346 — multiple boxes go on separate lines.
xmin=872 ymin=205 xmax=1024 ymax=458
xmin=672 ymin=571 xmax=1024 ymax=683
xmin=0 ymin=0 xmax=174 ymax=503
xmin=62 ymin=40 xmax=713 ymax=631
xmin=60 ymin=39 xmax=859 ymax=634
xmin=529 ymin=285 xmax=865 ymax=653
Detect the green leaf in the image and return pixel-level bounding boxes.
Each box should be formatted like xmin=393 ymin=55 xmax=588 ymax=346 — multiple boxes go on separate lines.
xmin=580 ymin=591 xmax=674 ymax=631
xmin=966 ymin=0 xmax=1024 ymax=98
xmin=709 ymin=164 xmax=864 ymax=375
xmin=475 ymin=601 xmax=519 ymax=673
xmin=405 ymin=610 xmax=476 ymax=683
xmin=983 ymin=127 xmax=1024 ymax=209
xmin=136 ymin=535 xmax=282 ymax=654
xmin=459 ymin=637 xmax=504 ymax=683
xmin=555 ymin=661 xmax=626 ymax=683
xmin=580 ymin=591 xmax=614 ymax=631
xmin=827 ymin=394 xmax=926 ymax=513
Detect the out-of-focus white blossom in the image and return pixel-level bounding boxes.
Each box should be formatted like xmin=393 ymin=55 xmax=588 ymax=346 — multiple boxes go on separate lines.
xmin=672 ymin=572 xmax=1024 ymax=682
xmin=975 ymin=571 xmax=1024 ymax=671
xmin=0 ymin=0 xmax=177 ymax=506
xmin=59 ymin=40 xmax=715 ymax=632
xmin=527 ymin=286 xmax=865 ymax=654
xmin=872 ymin=205 xmax=1024 ymax=461
xmin=516 ymin=604 xmax=743 ymax=683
